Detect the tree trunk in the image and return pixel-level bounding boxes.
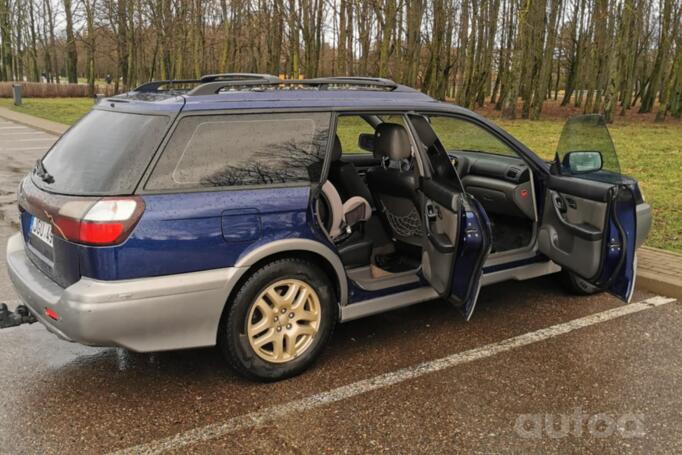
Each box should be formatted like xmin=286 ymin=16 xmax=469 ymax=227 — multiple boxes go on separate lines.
xmin=84 ymin=0 xmax=97 ymax=96
xmin=530 ymin=0 xmax=562 ymax=119
xmin=63 ymin=0 xmax=78 ymax=83
xmin=640 ymin=0 xmax=673 ymax=113
xmin=502 ymin=0 xmax=531 ymax=119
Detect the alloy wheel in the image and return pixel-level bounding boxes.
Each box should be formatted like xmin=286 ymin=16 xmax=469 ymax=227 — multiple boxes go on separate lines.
xmin=246 ymin=279 xmax=322 ymax=363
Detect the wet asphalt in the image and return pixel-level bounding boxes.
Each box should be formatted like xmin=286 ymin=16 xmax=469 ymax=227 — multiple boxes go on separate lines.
xmin=0 ymin=120 xmax=680 ymax=454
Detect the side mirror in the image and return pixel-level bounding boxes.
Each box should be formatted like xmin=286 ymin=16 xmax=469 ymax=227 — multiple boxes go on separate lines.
xmin=358 ymin=133 xmax=375 ymax=153
xmin=562 ymin=151 xmax=603 ymax=174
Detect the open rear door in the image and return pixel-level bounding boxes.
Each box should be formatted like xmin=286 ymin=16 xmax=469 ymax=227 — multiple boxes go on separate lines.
xmin=409 ymin=114 xmax=492 ymax=320
xmin=538 ymin=115 xmax=637 ymax=302
xmin=420 ymin=180 xmax=492 ymax=319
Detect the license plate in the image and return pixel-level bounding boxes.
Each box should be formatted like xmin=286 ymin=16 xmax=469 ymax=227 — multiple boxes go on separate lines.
xmin=30 ymin=216 xmax=54 ymax=248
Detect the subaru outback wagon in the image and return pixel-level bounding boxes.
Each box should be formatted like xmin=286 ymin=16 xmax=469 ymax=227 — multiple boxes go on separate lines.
xmin=6 ymin=74 xmax=651 ymax=381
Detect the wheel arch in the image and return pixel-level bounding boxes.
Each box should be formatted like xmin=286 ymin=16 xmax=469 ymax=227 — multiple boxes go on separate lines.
xmin=217 ymin=240 xmax=347 ymax=341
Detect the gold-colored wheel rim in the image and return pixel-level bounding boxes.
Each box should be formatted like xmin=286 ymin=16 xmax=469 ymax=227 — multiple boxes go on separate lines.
xmin=246 ymin=279 xmax=322 ymax=364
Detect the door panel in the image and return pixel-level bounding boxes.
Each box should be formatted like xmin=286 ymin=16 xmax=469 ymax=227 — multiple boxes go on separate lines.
xmin=421 ymin=198 xmax=458 ymax=295
xmin=546 ymin=174 xmax=611 ymax=202
xmin=538 ymin=189 xmax=605 ymax=279
xmin=420 ymin=179 xmax=492 ymax=319
xmin=563 ymin=194 xmax=607 ymax=231
xmin=539 ymin=176 xmax=637 ymax=301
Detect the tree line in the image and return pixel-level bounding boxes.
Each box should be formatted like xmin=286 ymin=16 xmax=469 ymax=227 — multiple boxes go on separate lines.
xmin=0 ymin=0 xmax=680 ymax=121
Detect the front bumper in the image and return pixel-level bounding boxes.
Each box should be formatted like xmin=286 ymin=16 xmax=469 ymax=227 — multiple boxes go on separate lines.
xmin=635 ymin=203 xmax=652 ymax=250
xmin=6 ymin=233 xmax=241 ymax=352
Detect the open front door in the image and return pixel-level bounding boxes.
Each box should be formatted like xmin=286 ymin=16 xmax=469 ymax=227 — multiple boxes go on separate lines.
xmin=409 ymin=114 xmax=492 ymax=320
xmin=538 ymin=115 xmax=637 ymax=302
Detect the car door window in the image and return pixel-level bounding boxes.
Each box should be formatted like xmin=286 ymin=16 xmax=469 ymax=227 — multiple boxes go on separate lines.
xmin=555 ymin=114 xmax=622 ymax=184
xmin=146 ymin=112 xmax=331 ymax=191
xmin=335 ymin=115 xmax=375 ymax=155
xmin=335 ymin=114 xmax=409 ymax=156
xmin=409 ymin=114 xmax=460 ymax=185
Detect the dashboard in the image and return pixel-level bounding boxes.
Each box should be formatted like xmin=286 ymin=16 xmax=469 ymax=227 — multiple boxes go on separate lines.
xmin=449 ymin=151 xmax=536 ymax=220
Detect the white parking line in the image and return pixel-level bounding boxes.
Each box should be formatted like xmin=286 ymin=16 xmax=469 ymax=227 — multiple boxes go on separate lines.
xmin=1 ymin=147 xmax=51 ymax=152
xmin=6 ymin=138 xmax=55 ymax=143
xmin=111 ymin=295 xmax=676 ymax=455
xmin=0 ymin=131 xmax=57 ymax=141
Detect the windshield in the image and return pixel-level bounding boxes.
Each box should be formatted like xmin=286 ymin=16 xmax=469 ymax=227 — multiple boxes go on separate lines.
xmin=36 ymin=110 xmax=169 ymax=195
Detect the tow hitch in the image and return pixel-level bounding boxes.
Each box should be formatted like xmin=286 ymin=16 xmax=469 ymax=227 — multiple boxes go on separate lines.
xmin=0 ymin=303 xmax=37 ymax=329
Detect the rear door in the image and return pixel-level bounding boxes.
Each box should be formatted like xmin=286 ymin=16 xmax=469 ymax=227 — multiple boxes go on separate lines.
xmin=409 ymin=115 xmax=492 ymax=320
xmin=538 ymin=115 xmax=637 ymax=301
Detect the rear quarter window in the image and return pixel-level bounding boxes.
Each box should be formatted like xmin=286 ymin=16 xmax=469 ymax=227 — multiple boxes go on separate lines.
xmin=146 ymin=112 xmax=331 ymax=191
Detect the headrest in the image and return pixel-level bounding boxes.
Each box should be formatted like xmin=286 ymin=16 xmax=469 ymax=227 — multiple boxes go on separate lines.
xmin=331 ymin=135 xmax=342 ymax=162
xmin=374 ymin=123 xmax=411 ymax=161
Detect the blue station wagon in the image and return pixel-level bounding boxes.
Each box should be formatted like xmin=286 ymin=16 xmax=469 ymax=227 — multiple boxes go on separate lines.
xmin=6 ymin=74 xmax=651 ymax=380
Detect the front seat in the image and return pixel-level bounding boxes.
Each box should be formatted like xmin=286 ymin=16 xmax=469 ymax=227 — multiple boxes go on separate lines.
xmin=366 ymin=123 xmax=422 ymax=247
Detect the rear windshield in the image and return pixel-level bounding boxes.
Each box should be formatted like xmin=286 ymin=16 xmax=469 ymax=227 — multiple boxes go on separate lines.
xmin=35 ymin=110 xmax=169 ymax=195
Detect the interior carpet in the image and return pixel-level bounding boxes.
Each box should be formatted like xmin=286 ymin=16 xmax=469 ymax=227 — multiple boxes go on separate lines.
xmin=489 ymin=214 xmax=533 ymax=253
xmin=374 ymin=252 xmax=421 ymax=273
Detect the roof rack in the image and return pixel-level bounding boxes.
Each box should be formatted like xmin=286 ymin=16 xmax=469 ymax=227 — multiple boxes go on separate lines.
xmin=186 ymin=76 xmax=399 ymax=96
xmin=132 ymin=73 xmax=280 ymax=94
xmin=310 ymin=76 xmax=398 ymax=85
xmin=133 ymin=79 xmax=202 ymax=93
xmin=199 ymin=73 xmax=280 ymax=83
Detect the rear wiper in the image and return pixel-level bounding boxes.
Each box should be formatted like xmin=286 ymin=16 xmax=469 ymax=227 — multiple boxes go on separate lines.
xmin=34 ymin=159 xmax=54 ymax=184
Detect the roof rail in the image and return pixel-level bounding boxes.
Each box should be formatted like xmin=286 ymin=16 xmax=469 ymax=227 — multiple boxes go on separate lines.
xmin=186 ymin=76 xmax=399 ymax=96
xmin=187 ymin=79 xmax=282 ymax=96
xmin=132 ymin=73 xmax=280 ymax=94
xmin=132 ymin=79 xmax=203 ymax=93
xmin=308 ymin=76 xmax=398 ymax=87
xmin=199 ymin=73 xmax=280 ymax=83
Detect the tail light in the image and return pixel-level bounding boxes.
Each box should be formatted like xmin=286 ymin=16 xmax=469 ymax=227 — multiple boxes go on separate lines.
xmin=52 ymin=197 xmax=144 ymax=246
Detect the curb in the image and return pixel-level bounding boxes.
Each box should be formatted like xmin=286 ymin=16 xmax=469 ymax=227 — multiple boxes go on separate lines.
xmin=637 ymin=271 xmax=682 ymax=300
xmin=0 ymin=106 xmax=68 ymax=135
xmin=640 ymin=245 xmax=682 ymax=257
xmin=637 ymin=246 xmax=682 ymax=299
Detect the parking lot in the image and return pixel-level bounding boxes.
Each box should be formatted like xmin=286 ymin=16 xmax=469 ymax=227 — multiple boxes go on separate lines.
xmin=0 ymin=120 xmax=680 ymax=454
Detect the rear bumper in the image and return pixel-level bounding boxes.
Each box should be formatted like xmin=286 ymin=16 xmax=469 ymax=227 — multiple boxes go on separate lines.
xmin=6 ymin=233 xmax=241 ymax=352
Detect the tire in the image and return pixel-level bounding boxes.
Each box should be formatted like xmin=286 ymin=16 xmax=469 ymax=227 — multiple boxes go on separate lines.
xmin=219 ymin=257 xmax=337 ymax=381
xmin=561 ymin=269 xmax=602 ymax=295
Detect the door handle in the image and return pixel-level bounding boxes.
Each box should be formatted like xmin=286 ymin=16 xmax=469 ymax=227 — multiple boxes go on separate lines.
xmin=553 ymin=195 xmax=567 ymax=213
xmin=425 ymin=201 xmax=439 ymax=221
xmin=423 ymin=200 xmax=455 ymax=253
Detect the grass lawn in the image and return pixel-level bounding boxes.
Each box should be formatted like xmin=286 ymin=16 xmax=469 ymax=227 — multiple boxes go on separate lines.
xmin=0 ymin=97 xmax=93 ymax=125
xmin=1 ymin=97 xmax=680 ymax=252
